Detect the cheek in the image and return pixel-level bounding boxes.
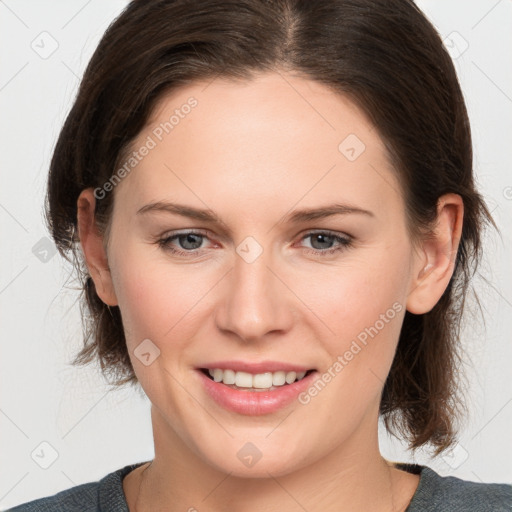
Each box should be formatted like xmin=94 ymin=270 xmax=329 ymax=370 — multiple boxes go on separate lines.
xmin=292 ymin=246 xmax=409 ymax=338
xmin=289 ymin=243 xmax=410 ymax=389
xmin=109 ymin=247 xmax=213 ymax=354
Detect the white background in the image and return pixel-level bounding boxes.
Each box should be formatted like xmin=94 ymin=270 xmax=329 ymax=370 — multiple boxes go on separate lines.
xmin=0 ymin=1 xmax=511 ymax=509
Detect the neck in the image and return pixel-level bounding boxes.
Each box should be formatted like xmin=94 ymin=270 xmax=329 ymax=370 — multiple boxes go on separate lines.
xmin=134 ymin=405 xmax=416 ymax=512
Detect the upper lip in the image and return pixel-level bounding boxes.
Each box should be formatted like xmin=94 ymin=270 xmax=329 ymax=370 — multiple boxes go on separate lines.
xmin=198 ymin=360 xmax=315 ymax=374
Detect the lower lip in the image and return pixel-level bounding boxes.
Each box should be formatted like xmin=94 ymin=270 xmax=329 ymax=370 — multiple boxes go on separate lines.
xmin=196 ymin=369 xmax=318 ymax=415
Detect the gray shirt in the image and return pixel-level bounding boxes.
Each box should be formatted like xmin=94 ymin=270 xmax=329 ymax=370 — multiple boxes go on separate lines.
xmin=6 ymin=461 xmax=512 ymax=511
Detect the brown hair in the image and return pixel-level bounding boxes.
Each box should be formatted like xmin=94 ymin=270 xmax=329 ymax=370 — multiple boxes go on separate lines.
xmin=46 ymin=0 xmax=496 ymax=455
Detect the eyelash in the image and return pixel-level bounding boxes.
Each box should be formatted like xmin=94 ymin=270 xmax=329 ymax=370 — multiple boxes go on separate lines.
xmin=156 ymin=229 xmax=353 ymax=257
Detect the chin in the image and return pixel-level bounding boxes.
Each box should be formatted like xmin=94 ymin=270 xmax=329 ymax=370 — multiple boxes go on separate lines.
xmin=194 ymin=436 xmax=314 ymax=479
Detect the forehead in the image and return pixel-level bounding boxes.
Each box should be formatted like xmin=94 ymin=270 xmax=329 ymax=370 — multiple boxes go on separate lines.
xmin=146 ymin=71 xmax=385 ymax=161
xmin=115 ymin=71 xmax=403 ymax=222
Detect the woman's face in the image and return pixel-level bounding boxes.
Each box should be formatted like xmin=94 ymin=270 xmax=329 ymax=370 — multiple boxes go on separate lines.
xmin=101 ymin=71 xmax=424 ymax=477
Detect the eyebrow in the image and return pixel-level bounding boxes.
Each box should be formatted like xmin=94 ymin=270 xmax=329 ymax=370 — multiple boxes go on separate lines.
xmin=136 ymin=201 xmax=375 ymax=223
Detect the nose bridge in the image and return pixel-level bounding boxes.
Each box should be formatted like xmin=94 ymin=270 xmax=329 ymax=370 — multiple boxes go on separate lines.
xmin=215 ymin=238 xmax=293 ymax=340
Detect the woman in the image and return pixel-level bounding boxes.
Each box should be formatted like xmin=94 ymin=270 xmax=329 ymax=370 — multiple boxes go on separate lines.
xmin=9 ymin=0 xmax=511 ymax=510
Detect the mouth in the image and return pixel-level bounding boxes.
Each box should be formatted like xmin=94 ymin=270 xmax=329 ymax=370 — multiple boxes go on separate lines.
xmin=198 ymin=367 xmax=316 ymax=392
xmin=196 ymin=365 xmax=319 ymax=415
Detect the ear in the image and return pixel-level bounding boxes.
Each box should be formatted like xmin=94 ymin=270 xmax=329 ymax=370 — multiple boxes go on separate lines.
xmin=77 ymin=188 xmax=118 ymax=306
xmin=406 ymin=193 xmax=464 ymax=314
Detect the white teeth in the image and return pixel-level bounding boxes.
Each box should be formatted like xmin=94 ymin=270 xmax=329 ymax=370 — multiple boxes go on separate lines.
xmin=253 ymin=372 xmax=273 ymax=389
xmin=272 ymin=371 xmax=286 ymax=386
xmin=222 ymin=369 xmax=236 ymax=384
xmin=285 ymin=371 xmax=297 ymax=384
xmin=205 ymin=368 xmax=311 ymax=389
xmin=235 ymin=371 xmax=253 ymax=388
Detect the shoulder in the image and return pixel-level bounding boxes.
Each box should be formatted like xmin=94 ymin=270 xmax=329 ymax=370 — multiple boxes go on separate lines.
xmin=6 ymin=481 xmax=100 ymax=512
xmin=405 ymin=464 xmax=512 ymax=512
xmin=6 ymin=462 xmax=147 ymax=512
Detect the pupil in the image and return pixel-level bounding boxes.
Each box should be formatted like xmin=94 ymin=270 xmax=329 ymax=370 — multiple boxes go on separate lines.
xmin=180 ymin=233 xmax=202 ymax=250
xmin=311 ymin=234 xmax=333 ymax=250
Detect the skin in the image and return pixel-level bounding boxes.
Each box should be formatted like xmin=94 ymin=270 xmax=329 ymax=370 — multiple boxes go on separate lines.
xmin=77 ymin=70 xmax=463 ymax=511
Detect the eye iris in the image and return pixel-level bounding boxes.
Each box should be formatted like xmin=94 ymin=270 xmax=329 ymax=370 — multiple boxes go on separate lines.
xmin=179 ymin=233 xmax=203 ymax=250
xmin=310 ymin=233 xmax=334 ymax=250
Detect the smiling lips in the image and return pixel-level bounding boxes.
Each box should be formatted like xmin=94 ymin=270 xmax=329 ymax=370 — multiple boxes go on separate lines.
xmin=196 ymin=361 xmax=318 ymax=415
xmin=198 ymin=360 xmax=315 ymax=390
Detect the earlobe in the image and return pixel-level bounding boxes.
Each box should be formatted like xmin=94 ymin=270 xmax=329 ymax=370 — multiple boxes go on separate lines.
xmin=406 ymin=194 xmax=464 ymax=314
xmin=77 ymin=188 xmax=118 ymax=306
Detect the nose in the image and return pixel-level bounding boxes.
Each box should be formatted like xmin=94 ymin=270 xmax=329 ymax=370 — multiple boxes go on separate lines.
xmin=214 ymin=244 xmax=295 ymax=342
